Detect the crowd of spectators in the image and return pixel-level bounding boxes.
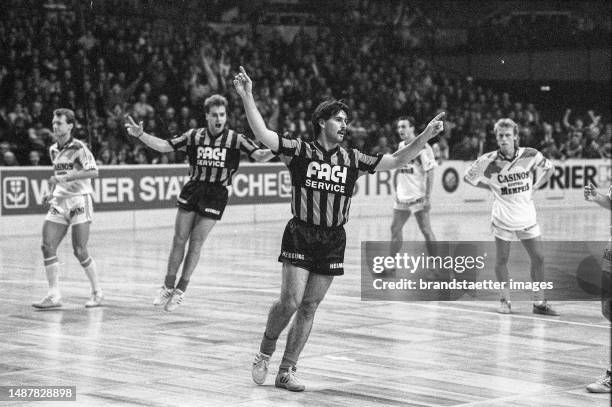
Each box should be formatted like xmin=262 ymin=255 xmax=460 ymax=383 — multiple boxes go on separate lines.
xmin=469 ymin=10 xmax=611 ymax=51
xmin=0 ymin=1 xmax=610 ymax=167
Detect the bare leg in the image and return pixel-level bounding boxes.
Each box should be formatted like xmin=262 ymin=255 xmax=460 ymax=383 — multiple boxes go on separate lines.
xmin=165 ymin=209 xmax=197 ymax=287
xmin=280 ymin=271 xmax=334 ymax=369
xmin=41 ymin=221 xmax=69 ymax=296
xmin=520 ymin=236 xmax=545 ymax=302
xmin=495 ymin=237 xmax=512 ymax=301
xmin=415 ymin=209 xmax=437 ymax=256
xmin=72 ymin=222 xmax=100 ymax=293
xmin=390 ymin=209 xmax=411 ymax=258
xmin=259 ymin=263 xmax=310 ymax=356
xmin=176 ymin=215 xmax=217 ymax=289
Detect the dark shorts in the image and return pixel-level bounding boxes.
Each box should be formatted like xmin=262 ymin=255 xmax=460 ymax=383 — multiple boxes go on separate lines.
xmin=278 ymin=217 xmax=346 ymax=276
xmin=176 ymin=181 xmax=228 ymax=220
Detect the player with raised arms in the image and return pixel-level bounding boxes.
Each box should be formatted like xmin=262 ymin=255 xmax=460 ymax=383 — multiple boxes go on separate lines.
xmin=234 ymin=66 xmax=444 ymax=391
xmin=124 ymin=94 xmax=275 ymax=311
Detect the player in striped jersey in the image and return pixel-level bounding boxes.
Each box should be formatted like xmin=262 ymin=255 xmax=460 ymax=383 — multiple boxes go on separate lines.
xmin=125 ymin=94 xmax=275 ymax=311
xmin=389 ymin=116 xmax=437 ymax=271
xmin=234 ymin=66 xmax=444 ymax=391
xmin=584 ymin=183 xmax=611 ymax=393
xmin=464 ymin=118 xmax=557 ymax=315
xmin=32 ymin=108 xmax=103 ymax=309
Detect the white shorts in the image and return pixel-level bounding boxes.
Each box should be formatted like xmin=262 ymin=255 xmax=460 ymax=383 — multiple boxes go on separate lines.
xmin=393 ymin=197 xmax=426 ymax=213
xmin=45 ymin=195 xmax=94 ymax=226
xmin=491 ymin=222 xmax=541 ymax=241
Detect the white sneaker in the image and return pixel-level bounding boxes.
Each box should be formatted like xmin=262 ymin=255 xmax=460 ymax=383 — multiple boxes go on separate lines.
xmin=498 ymin=298 xmax=511 ymax=314
xmin=275 ymin=367 xmax=305 ymax=392
xmin=252 ymin=352 xmax=271 ymax=385
xmin=32 ymin=294 xmax=62 ymax=309
xmin=85 ymin=291 xmax=104 ymax=308
xmin=587 ymin=369 xmax=611 ymax=393
xmin=153 ymin=286 xmax=173 ymax=306
xmin=164 ymin=289 xmax=184 ymax=312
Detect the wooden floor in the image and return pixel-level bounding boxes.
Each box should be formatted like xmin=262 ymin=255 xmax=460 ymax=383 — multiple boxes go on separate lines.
xmin=0 ymin=207 xmax=610 ymax=406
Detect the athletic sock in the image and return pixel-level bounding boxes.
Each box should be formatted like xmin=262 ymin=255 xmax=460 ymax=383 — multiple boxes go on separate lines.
xmin=44 ymin=257 xmax=60 ymax=297
xmin=81 ymin=257 xmax=100 ymax=293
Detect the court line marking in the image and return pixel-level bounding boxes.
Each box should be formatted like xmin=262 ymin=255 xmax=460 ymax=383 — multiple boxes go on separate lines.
xmin=3 ymin=279 xmax=609 ymax=329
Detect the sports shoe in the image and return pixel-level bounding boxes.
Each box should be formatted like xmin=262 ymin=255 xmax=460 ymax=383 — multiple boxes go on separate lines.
xmin=498 ymin=298 xmax=512 ymax=314
xmin=32 ymin=294 xmax=62 ymax=309
xmin=252 ymin=352 xmax=271 ymax=385
xmin=164 ymin=289 xmax=184 ymax=312
xmin=275 ymin=367 xmax=305 ymax=392
xmin=153 ymin=286 xmax=173 ymax=306
xmin=586 ymin=369 xmax=611 ymax=393
xmin=532 ymin=301 xmax=559 ymax=316
xmin=85 ymin=291 xmax=104 ymax=308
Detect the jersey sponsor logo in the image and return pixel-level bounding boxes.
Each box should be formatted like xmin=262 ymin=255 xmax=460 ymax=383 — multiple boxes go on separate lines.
xmin=305 ymin=162 xmax=347 ymax=193
xmin=398 ymin=167 xmax=415 ymax=174
xmin=500 ymin=184 xmax=530 ymax=195
xmin=2 ymin=177 xmax=29 ymax=209
xmin=54 ymin=163 xmax=74 ymax=171
xmin=197 ymin=146 xmax=227 ymax=167
xmin=281 ymin=251 xmax=305 ymax=260
xmin=497 ymin=171 xmax=530 ymax=183
xmin=69 ymin=206 xmax=85 ymax=218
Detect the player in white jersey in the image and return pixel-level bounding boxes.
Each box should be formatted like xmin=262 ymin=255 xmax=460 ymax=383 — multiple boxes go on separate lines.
xmin=584 ymin=182 xmax=611 ymax=393
xmin=464 ymin=118 xmax=556 ymax=315
xmin=32 ymin=108 xmax=103 ymax=309
xmin=389 ymin=117 xmax=437 ymax=267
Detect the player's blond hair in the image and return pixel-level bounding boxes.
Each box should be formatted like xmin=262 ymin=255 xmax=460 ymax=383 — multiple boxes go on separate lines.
xmin=493 ymin=118 xmax=518 ymax=136
xmin=204 ymin=94 xmax=228 ymax=113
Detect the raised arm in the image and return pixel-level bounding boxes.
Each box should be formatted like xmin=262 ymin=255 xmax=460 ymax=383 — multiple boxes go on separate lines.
xmin=562 ymin=108 xmax=572 ymax=129
xmin=376 ymin=112 xmax=445 ymax=171
xmin=233 ymin=66 xmax=279 ymax=152
xmin=124 ymin=115 xmax=174 ymax=153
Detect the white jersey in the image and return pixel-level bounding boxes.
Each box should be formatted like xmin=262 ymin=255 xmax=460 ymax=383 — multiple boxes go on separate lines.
xmin=49 ymin=138 xmax=97 ymax=198
xmin=464 ymin=147 xmax=552 ymax=230
xmin=394 ymin=142 xmax=436 ymax=202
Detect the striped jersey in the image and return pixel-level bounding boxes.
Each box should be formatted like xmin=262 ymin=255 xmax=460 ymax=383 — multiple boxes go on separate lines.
xmin=394 ymin=142 xmax=436 ymax=203
xmin=49 ymin=138 xmax=97 ymax=198
xmin=464 ymin=147 xmax=552 ymax=230
xmin=168 ymin=127 xmax=260 ymax=185
xmin=276 ymin=135 xmax=382 ymax=227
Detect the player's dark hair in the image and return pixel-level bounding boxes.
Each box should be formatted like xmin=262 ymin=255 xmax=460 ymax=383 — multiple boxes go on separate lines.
xmin=397 ymin=116 xmax=415 ymax=128
xmin=53 ymin=108 xmax=76 ymax=125
xmin=311 ymin=99 xmax=349 ymax=137
xmin=204 ymin=94 xmax=228 ymax=113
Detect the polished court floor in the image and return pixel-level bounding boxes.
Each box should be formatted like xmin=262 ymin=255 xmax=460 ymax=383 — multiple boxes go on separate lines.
xmin=0 ymin=207 xmax=610 ymax=406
